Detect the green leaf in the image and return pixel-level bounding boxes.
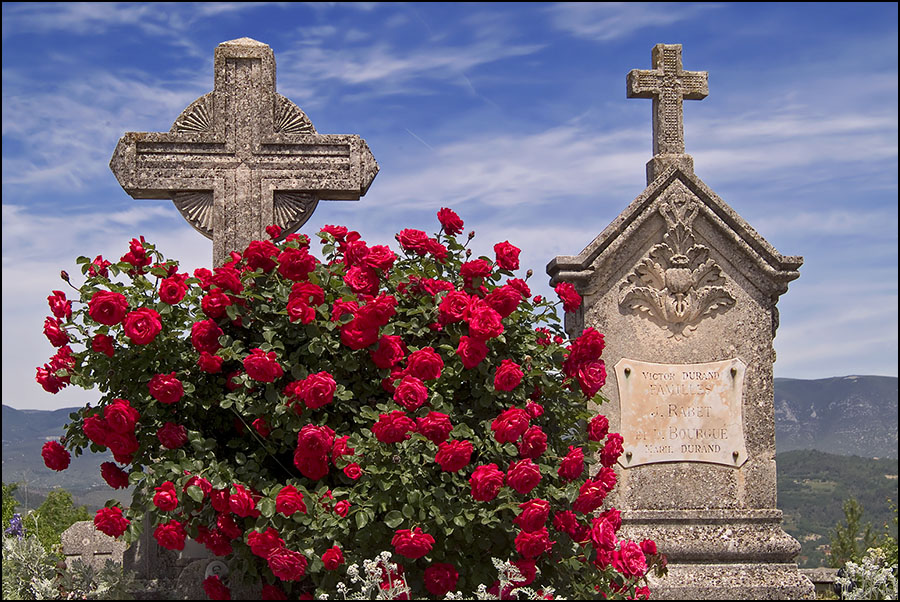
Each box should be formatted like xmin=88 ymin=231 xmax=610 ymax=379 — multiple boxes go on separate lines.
xmin=187 ymin=485 xmax=203 ymax=503
xmin=402 ymin=504 xmax=415 ymax=519
xmin=355 ymin=511 xmax=369 ymax=530
xmin=384 ymin=510 xmax=404 ymax=529
xmin=258 ymin=498 xmax=275 ymax=518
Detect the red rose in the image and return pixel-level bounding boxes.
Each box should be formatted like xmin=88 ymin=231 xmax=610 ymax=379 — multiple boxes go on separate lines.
xmin=43 ymin=316 xmax=69 ymax=347
xmin=588 ymin=414 xmax=610 ymax=442
xmin=321 ymin=224 xmax=348 ymax=240
xmin=358 ymin=294 xmax=397 ymax=328
xmin=121 ymin=236 xmax=150 ymax=270
xmin=88 ymin=291 xmax=128 ymax=326
xmin=435 ymin=439 xmax=473 ymax=473
xmin=370 ymin=335 xmax=407 ymax=369
xmin=573 ymin=477 xmax=609 ymax=514
xmin=456 ymin=335 xmax=488 ymax=369
xmin=298 ymin=371 xmax=336 ymax=409
xmin=203 ymin=575 xmax=231 ymax=600
xmin=494 ymin=359 xmax=524 ymax=392
xmin=252 ymin=418 xmax=271 ymax=437
xmin=48 ymin=290 xmax=72 ymax=320
xmin=365 ymin=245 xmax=397 ymax=271
xmin=211 ymin=266 xmax=242 ymax=293
xmin=278 ymin=247 xmax=317 ymax=281
xmin=576 ymin=359 xmax=607 ymax=398
xmin=159 ymin=276 xmax=188 ymax=304
xmin=157 ymin=421 xmax=187 ymax=449
xmin=261 ymin=584 xmax=287 ymax=600
xmin=438 ymin=290 xmax=472 ymax=324
xmin=514 ymin=498 xmax=551 ymax=533
xmin=217 ymin=513 xmax=243 ymax=540
xmin=322 ymin=545 xmax=345 ymax=570
xmin=467 ymin=302 xmax=504 ymax=341
xmin=276 ymin=485 xmax=307 ymax=516
xmin=184 ymin=475 xmax=212 ymax=499
xmin=491 ymin=407 xmax=530 ymax=444
xmin=460 ymin=259 xmax=492 ymax=285
xmin=507 ymin=278 xmax=531 ymax=299
xmin=437 ymin=208 xmax=464 ymax=236
xmin=557 ymin=446 xmax=585 ymax=481
xmin=484 ymin=285 xmax=522 ymax=318
xmin=340 ymin=320 xmax=379 ymax=350
xmin=372 ymin=411 xmax=416 ymax=444
xmin=393 ymin=375 xmax=429 ymax=411
xmin=334 ymin=500 xmax=351 ymax=517
xmin=244 ymin=239 xmax=279 ymax=272
xmin=555 ymin=282 xmax=582 ymax=313
xmin=267 ymin=547 xmax=308 ymax=581
xmin=41 ymin=440 xmax=70 ymax=471
xmin=425 ymin=562 xmax=459 ymax=597
xmin=104 ymin=398 xmax=139 ymax=434
xmin=344 ymin=265 xmax=381 ymax=296
xmin=493 ymin=241 xmax=521 ymax=271
xmin=244 ymin=348 xmax=283 ymax=383
xmin=88 ymin=255 xmax=111 ymax=278
xmin=149 ymin=372 xmax=183 ymax=405
xmin=553 ymin=510 xmax=585 ymax=540
xmin=416 ymin=412 xmax=453 ymax=444
xmin=191 ymin=319 xmax=223 ymax=354
xmin=92 ymin=334 xmax=115 ymax=357
xmin=94 ymin=506 xmax=130 ymax=538
xmin=154 ymin=520 xmax=186 ymax=551
xmin=202 ymin=289 xmax=232 ymax=319
xmin=469 ymin=464 xmax=505 ymax=502
xmin=153 ymin=481 xmax=178 ymax=511
xmin=613 ymin=540 xmax=648 ymax=578
xmin=601 ymin=433 xmax=624 ymax=467
xmin=123 ymin=308 xmax=161 ymax=345
xmin=343 ymin=463 xmax=362 ymax=480
xmin=248 ymin=528 xmax=285 ymax=558
xmin=229 ymin=484 xmax=259 ymax=518
xmin=518 ymin=425 xmax=548 ymax=459
xmin=406 ymin=347 xmax=443 ymax=381
xmin=640 ymin=538 xmax=658 ymax=556
xmin=396 ymin=229 xmax=430 ymax=254
xmin=266 ymin=224 xmax=282 ymax=239
xmin=590 ymin=515 xmax=618 ymax=551
xmin=295 ymin=424 xmax=335 ymax=458
xmin=197 ymin=351 xmax=223 ymax=373
xmin=332 ymin=436 xmax=355 ymax=464
xmin=100 ymin=462 xmax=129 ymax=489
xmin=507 ymin=458 xmax=541 ymax=495
xmin=515 ymin=527 xmax=554 ymax=558
xmin=83 ymin=415 xmax=111 ymax=447
xmin=392 ymin=527 xmax=435 ymax=559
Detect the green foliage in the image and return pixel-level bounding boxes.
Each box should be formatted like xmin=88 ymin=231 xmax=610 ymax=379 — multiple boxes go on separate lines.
xmin=830 ymin=498 xmax=877 ymax=568
xmin=2 ymin=482 xmax=18 ymax=531
xmin=22 ymin=489 xmax=91 ymax=557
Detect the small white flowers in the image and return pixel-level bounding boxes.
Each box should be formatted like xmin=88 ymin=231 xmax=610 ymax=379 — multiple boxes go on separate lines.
xmin=834 ymin=547 xmax=899 ymax=601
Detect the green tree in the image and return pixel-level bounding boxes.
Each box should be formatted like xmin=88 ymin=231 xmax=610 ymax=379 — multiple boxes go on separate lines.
xmin=2 ymin=482 xmax=19 ymax=531
xmin=830 ymin=497 xmax=877 ymax=567
xmin=22 ymin=489 xmax=91 ymax=556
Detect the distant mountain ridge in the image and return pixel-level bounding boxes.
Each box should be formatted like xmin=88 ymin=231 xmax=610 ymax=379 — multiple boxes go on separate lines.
xmin=774 ymin=375 xmax=897 ymax=458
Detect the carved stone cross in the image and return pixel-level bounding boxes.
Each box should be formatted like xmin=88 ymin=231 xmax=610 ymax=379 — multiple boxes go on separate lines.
xmin=627 ymin=43 xmax=708 ymax=183
xmin=110 ymin=38 xmax=378 ymax=266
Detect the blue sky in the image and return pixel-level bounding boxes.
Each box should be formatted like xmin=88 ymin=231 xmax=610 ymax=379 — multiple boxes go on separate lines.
xmin=2 ymin=2 xmax=897 ymax=411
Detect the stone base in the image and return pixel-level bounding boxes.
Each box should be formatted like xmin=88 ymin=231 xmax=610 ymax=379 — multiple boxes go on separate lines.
xmin=646 ymin=563 xmax=815 ymax=600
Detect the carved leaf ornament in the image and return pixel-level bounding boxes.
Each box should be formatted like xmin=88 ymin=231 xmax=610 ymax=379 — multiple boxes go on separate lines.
xmin=620 ymin=182 xmax=735 ymax=338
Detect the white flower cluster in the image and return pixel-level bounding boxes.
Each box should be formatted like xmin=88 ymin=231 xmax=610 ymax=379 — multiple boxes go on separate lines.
xmin=835 ymin=547 xmax=899 ymax=601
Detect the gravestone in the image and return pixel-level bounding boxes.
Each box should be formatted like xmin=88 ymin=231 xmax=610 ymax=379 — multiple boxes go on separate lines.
xmin=110 ymin=37 xmax=378 ymax=266
xmin=60 ymin=520 xmax=126 ymax=571
xmin=548 ymin=44 xmax=814 ymax=599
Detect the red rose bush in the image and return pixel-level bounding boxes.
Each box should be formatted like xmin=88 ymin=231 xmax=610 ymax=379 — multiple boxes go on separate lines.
xmin=38 ymin=213 xmax=663 ymax=599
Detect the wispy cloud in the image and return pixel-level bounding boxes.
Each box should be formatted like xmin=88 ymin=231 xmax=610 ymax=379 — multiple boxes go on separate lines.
xmin=548 ymin=2 xmax=721 ymax=41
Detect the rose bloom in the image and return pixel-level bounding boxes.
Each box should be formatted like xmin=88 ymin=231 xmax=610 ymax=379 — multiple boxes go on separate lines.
xmin=515 ymin=527 xmax=554 ymax=559
xmin=267 ymin=547 xmax=308 ymax=581
xmin=425 ymin=562 xmax=459 ymax=597
xmin=460 ymin=259 xmax=492 ymax=284
xmin=154 ymin=520 xmax=186 ymax=551
xmin=494 ymin=359 xmax=524 ymax=392
xmin=484 ymin=285 xmax=522 ymax=318
xmin=573 ymin=477 xmax=609 ymax=515
xmin=340 ymin=320 xmax=379 ymax=350
xmin=344 ymin=265 xmax=380 ymax=296
xmin=332 ymin=435 xmax=355 ymax=464
xmin=184 ymin=475 xmax=212 ymax=499
xmin=558 ymin=446 xmax=585 ymax=481
xmin=41 ymin=440 xmax=70 ymax=471
xmin=517 ymin=425 xmax=548 ymax=459
xmin=83 ymin=414 xmax=111 ymax=447
xmin=322 ymin=546 xmax=345 ymax=570
xmin=244 ymin=239 xmax=279 ymax=272
xmin=197 ymin=351 xmax=224 ymax=373
xmin=372 ymin=411 xmax=416 ymax=444
xmin=507 ymin=458 xmax=542 ymax=495
xmin=576 ymin=359 xmax=607 ymax=398
xmin=493 ymin=241 xmax=521 ymax=271
xmin=261 ymin=584 xmax=287 ymax=601
xmin=365 ymin=245 xmax=397 ymax=271
xmin=252 ymin=418 xmax=271 ymax=438
xmin=88 ymin=291 xmax=129 ymax=326
xmin=588 ymin=414 xmax=610 ymax=442
xmin=613 ymin=540 xmax=648 ymax=578
xmin=416 ymin=412 xmax=453 ymax=444
xmin=248 ymin=528 xmax=285 ymax=558
xmin=491 ymin=407 xmax=530 ymax=444
xmin=203 ymin=575 xmax=231 ymax=601
xmin=266 ymin=224 xmax=282 ymax=239
xmin=276 ymin=485 xmax=307 ymax=516
xmin=243 ymin=348 xmax=283 ymax=383
xmin=211 ymin=266 xmax=242 ymax=293
xmin=104 ymin=398 xmax=139 ymax=434
xmin=43 ymin=316 xmax=69 ymax=347
xmin=149 ymin=372 xmax=183 ymax=405
xmin=157 ymin=421 xmax=187 ymax=449
xmin=396 ymin=229 xmax=430 ymax=254
xmin=100 ymin=462 xmax=129 ymax=489
xmin=191 ymin=319 xmax=224 ymax=354
xmin=123 ymin=307 xmax=162 ymax=345
xmin=393 ymin=375 xmax=428 ymax=411
xmin=514 ymin=499 xmax=551 ymax=533
xmin=392 ymin=527 xmax=435 ymax=559
xmin=153 ymin=481 xmax=178 ymax=511
xmin=295 ymin=424 xmax=335 ymax=458
xmin=370 ymin=335 xmax=407 ymax=369
xmin=435 ymin=439 xmax=473 ymax=473
xmin=601 ymin=433 xmax=625 ymax=467
xmin=215 ymin=512 xmax=242 ymax=541
xmin=230 ymin=484 xmax=259 ymax=518
xmin=406 ymin=347 xmax=443 ymax=381
xmin=94 ymin=506 xmax=130 ymax=538
xmin=48 ymin=290 xmax=72 ymax=320
xmin=159 ymin=276 xmax=188 ymax=304
xmin=299 ymin=371 xmax=336 ymax=409
xmin=456 ymin=335 xmax=488 ymax=369
xmin=469 ymin=464 xmax=505 ymax=502
xmin=92 ymin=334 xmax=115 ymax=357
xmin=467 ymin=302 xmax=504 ymax=341
xmin=334 ymin=500 xmax=351 ymax=517
xmin=202 ymin=289 xmax=232 ymax=318
xmin=294 ymin=453 xmax=329 ymax=481
xmin=555 ymin=282 xmax=582 ymax=313
xmin=278 ymin=247 xmax=317 ymax=281
xmin=438 ymin=290 xmax=472 ymax=324
xmin=321 ymin=224 xmax=348 ymax=240
xmin=343 ymin=463 xmax=362 ymax=480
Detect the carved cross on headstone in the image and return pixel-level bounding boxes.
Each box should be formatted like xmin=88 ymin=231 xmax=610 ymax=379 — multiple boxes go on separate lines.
xmin=110 ymin=37 xmax=378 ymax=266
xmin=627 ymin=43 xmax=708 ymax=183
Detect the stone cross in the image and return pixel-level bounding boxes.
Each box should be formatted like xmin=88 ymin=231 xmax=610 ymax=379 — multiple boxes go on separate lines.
xmin=110 ymin=38 xmax=378 ymax=266
xmin=627 ymin=43 xmax=708 ymax=183
xmin=60 ymin=521 xmax=126 ymax=571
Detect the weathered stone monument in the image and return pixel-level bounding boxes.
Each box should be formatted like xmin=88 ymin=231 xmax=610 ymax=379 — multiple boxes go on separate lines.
xmin=110 ymin=37 xmax=378 ymax=266
xmin=61 ymin=521 xmax=126 ymax=571
xmin=548 ymin=44 xmax=814 ymax=599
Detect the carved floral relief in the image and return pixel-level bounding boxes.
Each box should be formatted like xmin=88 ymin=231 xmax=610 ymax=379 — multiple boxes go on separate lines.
xmin=619 ymin=181 xmax=735 ymax=338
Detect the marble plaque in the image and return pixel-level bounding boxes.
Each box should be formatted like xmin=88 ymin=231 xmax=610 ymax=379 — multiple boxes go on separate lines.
xmin=615 ymin=358 xmax=748 ymax=468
